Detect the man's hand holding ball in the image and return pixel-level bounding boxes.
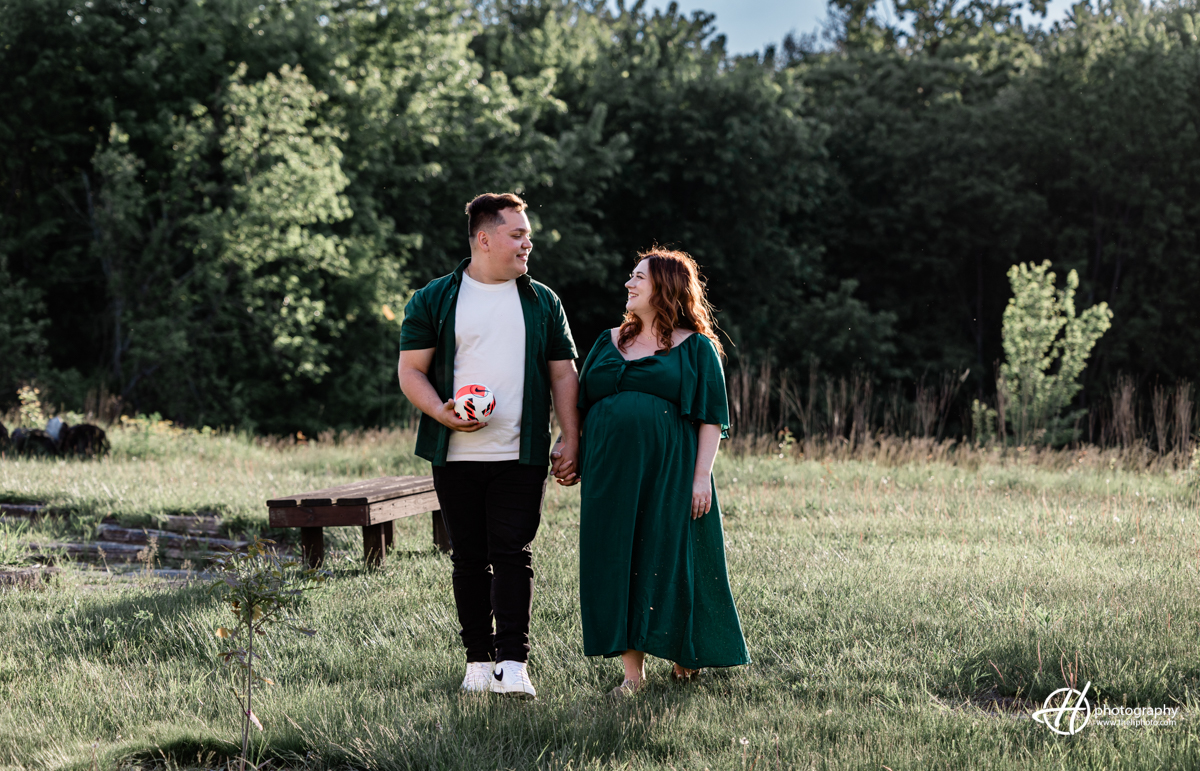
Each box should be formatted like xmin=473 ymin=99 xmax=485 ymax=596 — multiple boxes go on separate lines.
xmin=438 ymin=399 xmax=487 ymax=432
xmin=440 ymin=383 xmax=496 ymax=432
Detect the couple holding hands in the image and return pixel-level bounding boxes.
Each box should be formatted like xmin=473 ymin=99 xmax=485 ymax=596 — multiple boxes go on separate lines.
xmin=398 ymin=193 xmax=748 ymax=699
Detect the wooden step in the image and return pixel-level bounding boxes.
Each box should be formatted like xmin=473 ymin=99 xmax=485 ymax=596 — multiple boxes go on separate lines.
xmin=100 ymin=515 xmax=223 ymax=536
xmin=30 ymin=541 xmax=188 ymax=563
xmin=1 ymin=504 xmax=224 ymax=537
xmin=96 ymin=524 xmax=247 ymax=551
xmin=156 ymin=515 xmax=223 ymax=536
xmin=29 ymin=535 xmax=251 ymax=564
xmin=0 ymin=565 xmax=61 ymax=587
xmin=0 ymin=503 xmax=47 ymax=518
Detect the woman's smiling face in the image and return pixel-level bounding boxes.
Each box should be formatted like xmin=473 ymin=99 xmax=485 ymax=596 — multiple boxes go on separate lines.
xmin=625 ymin=258 xmax=653 ymax=315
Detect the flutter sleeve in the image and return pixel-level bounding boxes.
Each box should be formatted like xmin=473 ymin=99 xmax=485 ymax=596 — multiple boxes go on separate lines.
xmin=680 ymin=334 xmax=730 ymax=439
xmin=575 ymin=330 xmax=611 ymax=425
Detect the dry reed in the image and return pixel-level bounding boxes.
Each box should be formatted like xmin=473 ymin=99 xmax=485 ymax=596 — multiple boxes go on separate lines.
xmin=727 ymin=361 xmax=1198 ymax=472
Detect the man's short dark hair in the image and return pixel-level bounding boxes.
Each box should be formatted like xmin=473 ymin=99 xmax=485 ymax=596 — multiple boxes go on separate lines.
xmin=465 ymin=193 xmax=527 ymax=240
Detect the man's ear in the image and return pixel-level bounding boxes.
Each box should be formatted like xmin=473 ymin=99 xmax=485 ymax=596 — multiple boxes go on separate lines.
xmin=475 ymin=228 xmax=490 ymax=252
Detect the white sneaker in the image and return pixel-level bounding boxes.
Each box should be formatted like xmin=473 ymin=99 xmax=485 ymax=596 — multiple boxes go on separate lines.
xmin=461 ymin=661 xmax=494 ymax=693
xmin=490 ymin=660 xmax=536 ymax=698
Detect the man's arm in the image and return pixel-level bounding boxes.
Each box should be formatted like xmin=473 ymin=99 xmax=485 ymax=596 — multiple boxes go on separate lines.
xmin=398 ymin=348 xmax=486 ymax=432
xmin=548 ymin=358 xmax=580 ymax=485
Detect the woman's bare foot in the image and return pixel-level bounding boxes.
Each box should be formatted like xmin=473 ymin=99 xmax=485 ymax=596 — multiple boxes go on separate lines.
xmin=671 ymin=663 xmax=701 ymax=681
xmin=609 ymin=677 xmax=645 ymax=698
xmin=621 ymin=650 xmax=646 ymax=687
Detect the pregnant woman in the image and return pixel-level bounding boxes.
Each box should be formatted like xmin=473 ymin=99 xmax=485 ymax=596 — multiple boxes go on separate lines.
xmin=576 ymin=248 xmax=749 ymax=696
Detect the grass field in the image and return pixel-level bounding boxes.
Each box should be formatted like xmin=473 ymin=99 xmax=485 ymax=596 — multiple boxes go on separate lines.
xmin=2 ymin=424 xmax=1200 ymax=769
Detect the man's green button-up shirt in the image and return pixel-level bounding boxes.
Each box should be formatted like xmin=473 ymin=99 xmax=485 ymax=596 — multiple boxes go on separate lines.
xmin=400 ymin=258 xmax=577 ymax=467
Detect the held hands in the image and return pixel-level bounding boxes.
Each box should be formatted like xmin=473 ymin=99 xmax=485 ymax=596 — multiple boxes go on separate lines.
xmin=438 ymin=399 xmax=487 ymax=432
xmin=691 ymin=475 xmax=712 ymax=519
xmin=550 ymin=436 xmax=580 ymax=486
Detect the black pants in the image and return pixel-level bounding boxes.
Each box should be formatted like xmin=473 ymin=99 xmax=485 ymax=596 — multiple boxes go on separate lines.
xmin=432 ymin=461 xmax=547 ymax=664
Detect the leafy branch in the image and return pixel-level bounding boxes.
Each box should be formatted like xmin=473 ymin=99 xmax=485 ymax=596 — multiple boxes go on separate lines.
xmin=209 ymin=537 xmax=325 ymax=770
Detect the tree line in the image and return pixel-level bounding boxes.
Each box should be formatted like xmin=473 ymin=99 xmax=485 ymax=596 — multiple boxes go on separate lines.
xmin=3 ymin=0 xmax=1198 ymax=437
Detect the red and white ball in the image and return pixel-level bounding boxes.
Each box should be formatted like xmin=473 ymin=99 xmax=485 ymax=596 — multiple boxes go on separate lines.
xmin=454 ymin=384 xmax=496 ymax=422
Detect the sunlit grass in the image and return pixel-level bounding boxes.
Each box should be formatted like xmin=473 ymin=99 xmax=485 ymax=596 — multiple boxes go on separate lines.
xmin=1 ymin=429 xmax=1198 ymax=769
xmin=0 ymin=424 xmax=429 ymax=542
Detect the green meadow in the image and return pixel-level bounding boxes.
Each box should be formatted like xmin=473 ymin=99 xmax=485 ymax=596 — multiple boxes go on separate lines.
xmin=1 ymin=426 xmax=1198 ymax=769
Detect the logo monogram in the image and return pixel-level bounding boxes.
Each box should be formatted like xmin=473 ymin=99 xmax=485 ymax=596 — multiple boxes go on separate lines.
xmin=1032 ymin=681 xmax=1092 ymax=735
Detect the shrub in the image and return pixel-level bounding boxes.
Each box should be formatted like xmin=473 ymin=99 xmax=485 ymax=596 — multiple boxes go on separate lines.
xmin=999 ymin=261 xmax=1112 ymax=445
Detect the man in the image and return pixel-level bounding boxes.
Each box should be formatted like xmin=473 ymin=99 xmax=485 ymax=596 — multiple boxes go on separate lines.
xmin=398 ymin=192 xmax=580 ymax=699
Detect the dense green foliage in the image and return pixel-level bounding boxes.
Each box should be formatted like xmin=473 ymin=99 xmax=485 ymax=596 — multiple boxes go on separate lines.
xmin=3 ymin=0 xmax=1198 ymax=432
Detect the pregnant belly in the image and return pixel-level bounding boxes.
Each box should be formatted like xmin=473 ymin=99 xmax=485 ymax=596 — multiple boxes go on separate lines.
xmin=582 ymin=391 xmax=693 ymax=474
xmin=589 ymin=390 xmax=678 ymax=429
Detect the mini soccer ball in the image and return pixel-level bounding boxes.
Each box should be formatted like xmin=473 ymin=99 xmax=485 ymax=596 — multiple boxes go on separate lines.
xmin=454 ymin=384 xmax=495 ymax=422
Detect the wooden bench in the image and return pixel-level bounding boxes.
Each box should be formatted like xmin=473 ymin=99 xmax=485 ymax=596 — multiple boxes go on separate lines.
xmin=266 ymin=476 xmax=449 ymax=568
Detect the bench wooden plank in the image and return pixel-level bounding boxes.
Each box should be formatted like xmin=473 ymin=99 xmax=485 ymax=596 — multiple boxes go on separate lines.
xmin=266 ymin=478 xmax=383 ymax=508
xmin=267 ymin=490 xmax=441 ymax=528
xmin=366 ymin=491 xmax=442 ymax=525
xmin=266 ymin=476 xmax=444 ymax=567
xmin=269 ymin=505 xmax=369 ymax=528
xmin=269 ymin=476 xmax=435 ymax=508
xmin=336 ymin=478 xmax=435 ymax=506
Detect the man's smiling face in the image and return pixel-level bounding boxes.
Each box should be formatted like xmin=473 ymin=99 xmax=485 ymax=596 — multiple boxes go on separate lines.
xmin=481 ymin=208 xmax=533 ymax=281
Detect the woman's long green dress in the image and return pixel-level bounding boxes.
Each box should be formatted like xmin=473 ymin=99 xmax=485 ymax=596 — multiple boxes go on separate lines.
xmin=577 ymin=330 xmax=750 ymax=669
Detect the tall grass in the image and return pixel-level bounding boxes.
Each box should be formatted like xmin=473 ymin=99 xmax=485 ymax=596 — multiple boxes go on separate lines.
xmin=728 ymin=361 xmax=1200 ymax=473
xmin=0 ymin=422 xmax=429 ymax=551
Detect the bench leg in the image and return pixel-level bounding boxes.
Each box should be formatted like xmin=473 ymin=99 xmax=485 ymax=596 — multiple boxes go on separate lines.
xmin=432 ymin=509 xmax=451 ymax=553
xmin=300 ymin=527 xmax=325 ymax=569
xmin=363 ymin=523 xmax=386 ymax=567
xmin=383 ymin=520 xmax=395 ymax=553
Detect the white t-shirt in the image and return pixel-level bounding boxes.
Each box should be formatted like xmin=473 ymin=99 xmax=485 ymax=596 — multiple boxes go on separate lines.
xmin=446 ymin=272 xmax=526 ymax=462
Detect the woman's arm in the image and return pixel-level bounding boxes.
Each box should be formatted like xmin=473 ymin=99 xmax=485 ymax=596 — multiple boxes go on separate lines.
xmin=691 ymin=423 xmax=721 ymax=519
xmin=549 ymin=359 xmax=580 ymax=486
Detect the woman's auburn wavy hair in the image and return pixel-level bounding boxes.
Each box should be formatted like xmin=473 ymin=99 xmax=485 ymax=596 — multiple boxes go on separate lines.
xmin=618 ymin=248 xmax=724 ymax=359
